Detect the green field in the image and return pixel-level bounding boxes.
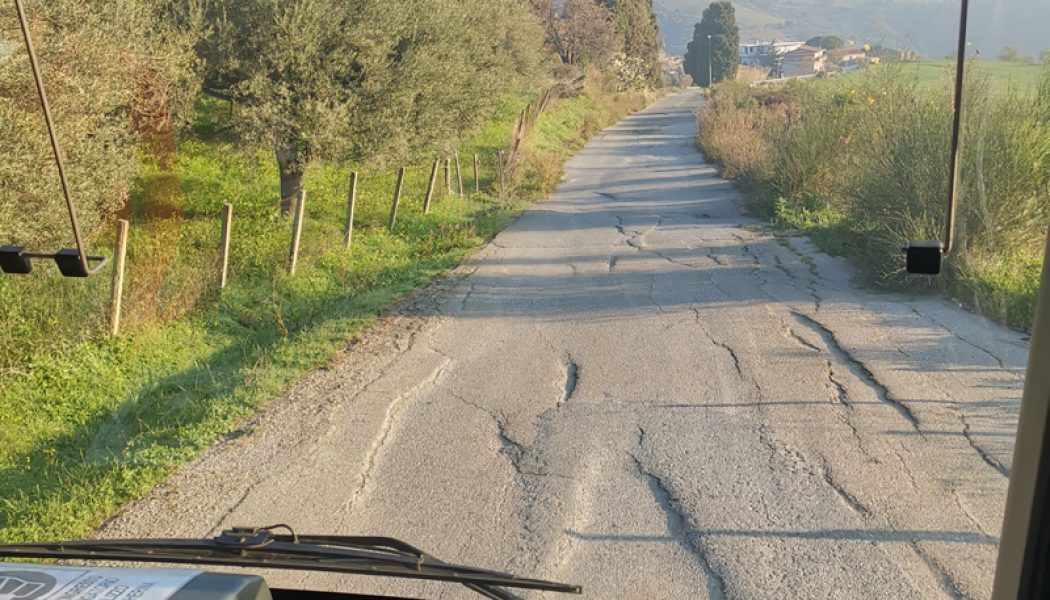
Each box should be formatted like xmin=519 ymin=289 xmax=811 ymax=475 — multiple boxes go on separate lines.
xmin=843 ymin=60 xmax=1046 ymax=94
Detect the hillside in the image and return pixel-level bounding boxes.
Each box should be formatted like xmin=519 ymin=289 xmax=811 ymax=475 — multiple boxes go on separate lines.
xmin=656 ymin=0 xmax=1050 ymax=60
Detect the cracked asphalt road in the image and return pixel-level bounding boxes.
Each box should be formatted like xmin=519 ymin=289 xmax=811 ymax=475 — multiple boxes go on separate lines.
xmin=100 ymin=93 xmax=1028 ymax=599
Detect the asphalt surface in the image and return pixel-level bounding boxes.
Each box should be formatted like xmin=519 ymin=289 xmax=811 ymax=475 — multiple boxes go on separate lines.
xmin=101 ymin=93 xmax=1029 ymax=599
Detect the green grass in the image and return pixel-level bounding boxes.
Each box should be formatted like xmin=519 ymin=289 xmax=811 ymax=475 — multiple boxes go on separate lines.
xmin=839 ymin=60 xmax=1046 ymax=94
xmin=527 ymin=96 xmax=599 ymax=154
xmin=0 ymin=85 xmax=650 ymax=543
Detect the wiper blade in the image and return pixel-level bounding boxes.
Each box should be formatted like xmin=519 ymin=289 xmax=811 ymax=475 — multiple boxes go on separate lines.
xmin=0 ymin=526 xmax=581 ymax=600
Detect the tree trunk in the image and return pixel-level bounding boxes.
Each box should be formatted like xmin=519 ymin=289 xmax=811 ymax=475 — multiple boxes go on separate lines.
xmin=275 ymin=144 xmax=304 ymax=213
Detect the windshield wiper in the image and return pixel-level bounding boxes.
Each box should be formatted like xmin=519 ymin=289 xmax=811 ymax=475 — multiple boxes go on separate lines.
xmin=0 ymin=526 xmax=581 ymax=600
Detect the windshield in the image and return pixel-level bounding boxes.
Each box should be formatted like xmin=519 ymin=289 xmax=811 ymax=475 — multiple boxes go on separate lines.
xmin=1 ymin=1 xmax=1048 ymax=599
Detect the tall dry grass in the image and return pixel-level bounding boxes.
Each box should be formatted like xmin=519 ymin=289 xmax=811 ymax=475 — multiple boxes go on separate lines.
xmin=698 ymin=65 xmax=1050 ymax=328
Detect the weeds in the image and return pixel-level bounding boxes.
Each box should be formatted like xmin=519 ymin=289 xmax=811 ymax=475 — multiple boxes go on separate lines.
xmin=699 ymin=64 xmax=1050 ymax=329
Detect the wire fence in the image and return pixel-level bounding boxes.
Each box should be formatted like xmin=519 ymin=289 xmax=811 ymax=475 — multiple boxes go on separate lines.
xmin=100 ymin=151 xmax=506 ymax=336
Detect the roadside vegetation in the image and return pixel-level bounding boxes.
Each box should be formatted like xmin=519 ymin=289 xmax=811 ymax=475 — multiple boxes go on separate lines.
xmin=0 ymin=0 xmax=660 ymax=542
xmin=698 ymin=62 xmax=1050 ymax=329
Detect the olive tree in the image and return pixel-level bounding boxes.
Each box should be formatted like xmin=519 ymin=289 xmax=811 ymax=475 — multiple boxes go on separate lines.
xmin=347 ymin=0 xmax=549 ymax=163
xmin=529 ymin=0 xmax=619 ymax=67
xmin=194 ymin=0 xmax=361 ymax=205
xmin=0 ymin=0 xmax=198 ymax=249
xmin=196 ymin=0 xmax=550 ymax=206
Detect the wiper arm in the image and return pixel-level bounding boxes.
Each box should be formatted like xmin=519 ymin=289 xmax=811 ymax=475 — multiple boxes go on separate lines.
xmin=0 ymin=526 xmax=581 ymax=600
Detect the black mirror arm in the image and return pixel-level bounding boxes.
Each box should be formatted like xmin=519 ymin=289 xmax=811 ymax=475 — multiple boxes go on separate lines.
xmin=904 ymin=0 xmax=968 ymax=274
xmin=943 ymin=0 xmax=970 ymax=258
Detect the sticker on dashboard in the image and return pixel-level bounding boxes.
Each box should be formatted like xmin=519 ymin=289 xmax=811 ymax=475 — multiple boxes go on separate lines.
xmin=0 ymin=563 xmax=202 ymax=600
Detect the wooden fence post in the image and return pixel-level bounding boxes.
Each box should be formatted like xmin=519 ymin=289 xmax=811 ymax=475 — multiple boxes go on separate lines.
xmin=454 ymin=151 xmax=464 ymax=197
xmin=423 ymin=158 xmax=440 ymax=214
xmin=286 ymin=191 xmax=298 ymax=220
xmin=108 ymin=219 xmax=129 ymax=336
xmin=389 ymin=167 xmax=406 ymax=230
xmin=288 ymin=189 xmax=306 ymax=275
xmin=497 ymin=150 xmax=505 ymax=197
xmin=473 ymin=153 xmax=480 ymax=194
xmin=444 ymin=157 xmax=452 ymax=197
xmin=344 ymin=171 xmax=358 ymax=248
xmin=218 ymin=203 xmax=233 ymax=289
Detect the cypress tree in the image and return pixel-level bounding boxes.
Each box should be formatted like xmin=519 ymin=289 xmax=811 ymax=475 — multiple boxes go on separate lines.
xmin=683 ymin=1 xmax=739 ymax=87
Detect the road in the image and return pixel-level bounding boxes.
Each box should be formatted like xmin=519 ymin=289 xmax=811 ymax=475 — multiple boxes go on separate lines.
xmin=101 ymin=93 xmax=1028 ymax=599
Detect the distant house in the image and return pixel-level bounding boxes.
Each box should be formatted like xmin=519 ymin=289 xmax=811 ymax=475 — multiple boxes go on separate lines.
xmin=869 ymin=46 xmax=920 ymax=63
xmin=739 ymin=41 xmax=804 ymax=67
xmin=897 ymin=50 xmax=921 ymax=62
xmin=826 ymin=48 xmax=867 ymax=72
xmin=827 ymin=48 xmax=866 ymax=65
xmin=779 ymin=45 xmax=826 ymax=77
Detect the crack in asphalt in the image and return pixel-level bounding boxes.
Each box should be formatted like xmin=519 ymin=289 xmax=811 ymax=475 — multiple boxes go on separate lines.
xmin=450 ymin=392 xmax=525 ymax=473
xmin=833 ymin=405 xmax=875 ymax=462
xmin=790 ymin=321 xmax=881 ymax=462
xmin=908 ymin=364 xmax=1010 ymax=479
xmin=206 ymin=318 xmax=448 ymax=533
xmin=792 ymin=311 xmax=922 ymax=431
xmin=776 ymin=236 xmax=829 ymax=284
xmin=820 ymin=459 xmax=872 ymax=517
xmin=772 ymin=252 xmax=797 ymax=280
xmin=906 ymin=303 xmax=1019 ymax=377
xmin=647 ymin=274 xmax=665 ymax=313
xmin=770 ymin=307 xmax=822 ymax=353
xmin=633 ymin=429 xmax=728 ymax=599
xmin=346 ymin=355 xmax=453 ymax=511
xmin=911 ymin=542 xmax=966 ymax=600
xmin=763 ymin=237 xmax=826 ymax=307
xmin=691 ymin=308 xmax=745 ymax=382
xmin=705 ymin=245 xmax=731 ymax=267
xmin=613 ymin=213 xmax=710 ymax=274
xmin=449 ymin=390 xmax=578 ymax=482
xmin=760 ymin=426 xmax=882 ymax=527
xmin=739 ymin=243 xmax=762 ymax=267
xmin=951 ymin=483 xmax=993 ymax=538
xmin=827 ymin=362 xmax=852 ymax=408
xmin=628 ymin=239 xmax=693 ymax=269
xmin=961 ymin=415 xmax=1010 ymax=477
xmin=460 ymin=284 xmax=478 ymax=311
xmin=894 ymin=444 xmax=922 ymax=491
xmin=759 ymin=424 xmax=807 ymax=474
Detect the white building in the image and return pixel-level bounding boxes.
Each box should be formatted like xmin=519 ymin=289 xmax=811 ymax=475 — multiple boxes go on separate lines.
xmin=779 ymin=46 xmax=827 ymax=77
xmin=739 ymin=41 xmax=805 ymax=67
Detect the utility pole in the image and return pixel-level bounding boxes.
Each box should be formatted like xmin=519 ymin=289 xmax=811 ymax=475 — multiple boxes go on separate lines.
xmin=707 ymin=34 xmax=713 ymax=87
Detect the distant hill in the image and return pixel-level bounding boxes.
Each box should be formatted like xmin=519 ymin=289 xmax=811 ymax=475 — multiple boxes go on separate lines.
xmin=655 ymin=0 xmax=1050 ymax=60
